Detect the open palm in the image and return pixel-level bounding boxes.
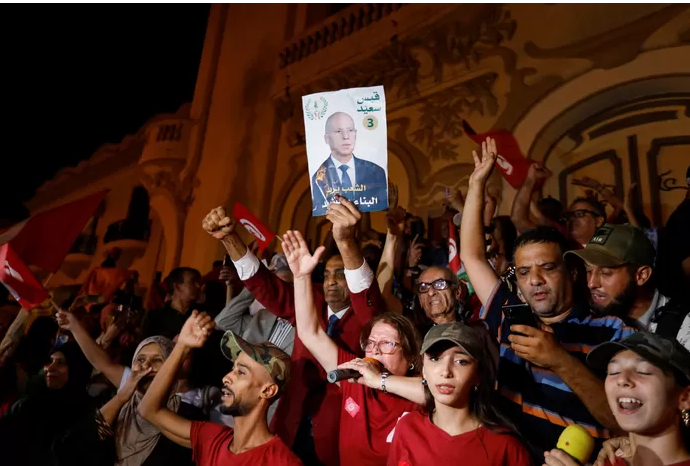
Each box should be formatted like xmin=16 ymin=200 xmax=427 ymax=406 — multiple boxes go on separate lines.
xmin=469 ymin=137 xmax=497 ymax=185
xmin=283 ymin=230 xmax=325 ymax=279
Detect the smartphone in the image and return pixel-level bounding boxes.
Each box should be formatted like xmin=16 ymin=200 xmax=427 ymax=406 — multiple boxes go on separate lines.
xmin=223 ymin=254 xmax=231 ymax=267
xmin=502 ymin=303 xmax=539 ymax=333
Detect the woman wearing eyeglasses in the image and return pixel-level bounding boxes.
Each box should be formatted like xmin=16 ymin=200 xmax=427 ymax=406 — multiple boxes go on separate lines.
xmin=283 ymin=229 xmax=423 ymax=466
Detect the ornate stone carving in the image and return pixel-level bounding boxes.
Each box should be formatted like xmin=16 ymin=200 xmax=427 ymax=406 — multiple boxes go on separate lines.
xmin=524 ymin=4 xmax=688 ymax=70
xmin=279 ymin=4 xmax=405 ymax=68
xmin=276 ymin=5 xmax=515 ymax=150
xmin=659 ymin=169 xmax=690 ymax=192
xmin=311 ymin=40 xmax=421 ymax=99
xmin=411 ymin=7 xmax=516 ymax=82
xmin=411 ymin=72 xmax=498 ymax=160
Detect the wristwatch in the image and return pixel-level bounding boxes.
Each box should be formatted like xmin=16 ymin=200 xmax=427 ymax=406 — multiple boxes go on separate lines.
xmin=381 ymin=372 xmax=389 ymax=394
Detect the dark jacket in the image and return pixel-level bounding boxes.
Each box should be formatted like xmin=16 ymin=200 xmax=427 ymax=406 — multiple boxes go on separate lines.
xmin=311 ymin=155 xmax=388 ymax=215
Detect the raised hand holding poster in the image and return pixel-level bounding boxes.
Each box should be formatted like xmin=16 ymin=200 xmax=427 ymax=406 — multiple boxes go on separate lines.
xmin=302 ymin=85 xmax=388 ymax=216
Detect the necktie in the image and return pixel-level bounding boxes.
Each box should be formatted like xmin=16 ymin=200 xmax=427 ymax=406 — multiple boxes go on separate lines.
xmin=339 ymin=165 xmax=353 ymax=190
xmin=326 ymin=314 xmax=339 ymax=337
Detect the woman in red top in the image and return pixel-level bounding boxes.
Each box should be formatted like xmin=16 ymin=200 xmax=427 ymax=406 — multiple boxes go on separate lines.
xmin=283 ymin=230 xmax=422 ymax=466
xmin=548 ymin=332 xmax=690 ymax=466
xmin=387 ymin=321 xmax=533 ymax=466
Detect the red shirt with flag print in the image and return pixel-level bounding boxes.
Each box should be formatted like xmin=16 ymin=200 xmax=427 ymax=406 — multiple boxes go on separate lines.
xmin=337 ymin=348 xmax=421 ymax=466
xmin=387 ymin=411 xmax=532 ymax=466
xmin=190 ymin=421 xmax=302 ymax=466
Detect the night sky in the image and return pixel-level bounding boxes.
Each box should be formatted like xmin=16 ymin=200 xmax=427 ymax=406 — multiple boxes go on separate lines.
xmin=1 ymin=5 xmax=211 ymax=221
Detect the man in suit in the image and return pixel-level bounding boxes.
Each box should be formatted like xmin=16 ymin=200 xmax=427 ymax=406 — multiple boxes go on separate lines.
xmin=311 ymin=111 xmax=388 ymax=215
xmin=202 ymin=198 xmax=384 ymax=466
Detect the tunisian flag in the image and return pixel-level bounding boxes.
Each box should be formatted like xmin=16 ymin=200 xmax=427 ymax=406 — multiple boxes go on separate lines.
xmin=0 ymin=244 xmax=49 ymax=309
xmin=0 ymin=190 xmax=107 ymax=273
xmin=232 ymin=203 xmax=276 ymax=252
xmin=448 ymin=220 xmax=462 ymax=275
xmin=448 ymin=220 xmax=474 ymax=296
xmin=462 ymin=121 xmax=535 ymax=190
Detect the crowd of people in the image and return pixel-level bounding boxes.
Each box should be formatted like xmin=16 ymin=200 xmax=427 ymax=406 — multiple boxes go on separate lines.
xmin=0 ymin=136 xmax=689 ymax=466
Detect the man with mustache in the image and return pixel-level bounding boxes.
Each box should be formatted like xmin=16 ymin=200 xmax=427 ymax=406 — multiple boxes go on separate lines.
xmin=202 ymin=196 xmax=383 ymax=465
xmin=566 ymin=223 xmax=689 ymax=351
xmin=460 ymin=138 xmax=635 ymax=456
xmin=139 ymin=311 xmax=301 ymax=465
xmin=415 ymin=267 xmax=469 ymax=328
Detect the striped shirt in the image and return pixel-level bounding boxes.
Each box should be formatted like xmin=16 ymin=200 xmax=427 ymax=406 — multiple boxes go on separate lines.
xmin=480 ymin=281 xmax=635 ymax=454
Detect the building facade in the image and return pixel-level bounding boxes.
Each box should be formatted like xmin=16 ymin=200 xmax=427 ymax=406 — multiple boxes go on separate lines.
xmin=30 ymin=4 xmax=690 ymax=292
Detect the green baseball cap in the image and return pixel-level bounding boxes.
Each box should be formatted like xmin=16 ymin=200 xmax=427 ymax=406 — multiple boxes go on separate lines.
xmin=587 ymin=332 xmax=690 ymax=386
xmin=220 ymin=331 xmax=291 ymax=394
xmin=421 ymin=322 xmax=498 ymax=379
xmin=565 ymin=224 xmax=656 ymax=267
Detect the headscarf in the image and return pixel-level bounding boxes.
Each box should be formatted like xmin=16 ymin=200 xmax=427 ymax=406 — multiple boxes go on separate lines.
xmin=114 ymin=336 xmax=180 ymax=466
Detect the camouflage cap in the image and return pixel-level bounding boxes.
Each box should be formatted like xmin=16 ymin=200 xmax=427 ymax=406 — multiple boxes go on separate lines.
xmin=220 ymin=331 xmax=291 ymax=394
xmin=421 ymin=322 xmax=485 ymax=361
xmin=565 ymin=223 xmax=656 ymax=268
xmin=587 ymin=332 xmax=690 ymax=386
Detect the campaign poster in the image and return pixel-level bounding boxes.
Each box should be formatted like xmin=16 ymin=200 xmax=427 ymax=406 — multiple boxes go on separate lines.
xmin=302 ymin=85 xmax=388 ymax=216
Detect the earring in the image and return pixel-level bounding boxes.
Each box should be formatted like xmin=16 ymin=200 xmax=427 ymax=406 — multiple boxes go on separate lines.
xmin=422 ymin=378 xmax=428 ymax=386
xmin=683 ymin=409 xmax=690 ymax=427
xmin=473 ymin=385 xmax=479 ymax=392
xmin=409 ymin=363 xmax=415 ymax=371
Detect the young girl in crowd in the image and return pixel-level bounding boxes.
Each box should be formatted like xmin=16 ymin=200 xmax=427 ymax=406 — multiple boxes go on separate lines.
xmin=283 ymin=229 xmax=422 ymax=466
xmin=543 ymin=332 xmax=690 ymax=466
xmin=387 ymin=321 xmax=533 ymax=466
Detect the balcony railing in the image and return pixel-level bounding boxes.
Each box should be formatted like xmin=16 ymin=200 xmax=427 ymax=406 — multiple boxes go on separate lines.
xmin=279 ymin=4 xmax=405 ymax=68
xmin=68 ymin=234 xmax=98 ymax=255
xmin=103 ymin=219 xmax=151 ymax=244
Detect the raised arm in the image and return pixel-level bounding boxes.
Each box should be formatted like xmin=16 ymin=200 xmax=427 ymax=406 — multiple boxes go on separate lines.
xmin=377 ymin=186 xmax=405 ymax=315
xmin=202 ymin=206 xmax=248 ymax=262
xmin=572 ymin=176 xmax=624 ymax=220
xmin=99 ymin=366 xmax=152 ymax=426
xmin=56 ymin=310 xmax=125 ymax=387
xmin=460 ymin=138 xmax=501 ymax=306
xmin=327 ymin=195 xmax=366 ymax=271
xmin=283 ymin=230 xmax=338 ymax=373
xmin=510 ymin=163 xmax=551 ymax=234
xmin=327 ymin=195 xmax=384 ymax=322
xmin=138 ymin=311 xmax=215 ymax=447
xmin=203 ymin=206 xmax=297 ymax=323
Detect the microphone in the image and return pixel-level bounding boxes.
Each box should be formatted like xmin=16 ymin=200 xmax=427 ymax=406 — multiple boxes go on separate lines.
xmin=556 ymin=425 xmax=594 ymax=464
xmin=327 ymin=358 xmax=381 ymax=384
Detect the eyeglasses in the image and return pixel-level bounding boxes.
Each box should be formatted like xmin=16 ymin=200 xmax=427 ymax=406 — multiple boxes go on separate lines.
xmin=416 ymin=278 xmax=453 ymax=294
xmin=563 ymin=209 xmax=601 ymax=220
xmin=361 ymin=339 xmax=400 ymax=354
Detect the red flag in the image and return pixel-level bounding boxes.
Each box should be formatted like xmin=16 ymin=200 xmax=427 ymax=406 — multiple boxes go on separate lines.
xmin=462 ymin=121 xmax=536 ymax=190
xmin=232 ymin=203 xmax=276 ymax=252
xmin=448 ymin=219 xmax=475 ymax=296
xmin=448 ymin=219 xmax=462 ymax=275
xmin=0 ymin=244 xmax=50 ymax=310
xmin=0 ymin=190 xmax=108 ymax=273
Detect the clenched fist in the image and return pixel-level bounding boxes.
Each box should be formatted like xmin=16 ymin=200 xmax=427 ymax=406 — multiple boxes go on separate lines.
xmin=202 ymin=207 xmax=235 ymax=240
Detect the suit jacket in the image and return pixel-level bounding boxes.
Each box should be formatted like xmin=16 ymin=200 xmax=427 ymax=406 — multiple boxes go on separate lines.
xmin=242 ymin=262 xmax=384 ymax=466
xmin=312 ymin=155 xmax=388 ymax=215
xmin=214 ymin=287 xmax=295 ymax=355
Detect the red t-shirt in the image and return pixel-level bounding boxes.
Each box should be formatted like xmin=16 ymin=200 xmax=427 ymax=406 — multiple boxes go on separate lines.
xmin=387 ymin=411 xmax=532 ymax=466
xmin=190 ymin=421 xmax=302 ymax=466
xmin=337 ymin=348 xmax=422 ymax=466
xmin=610 ymin=459 xmax=690 ymax=466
